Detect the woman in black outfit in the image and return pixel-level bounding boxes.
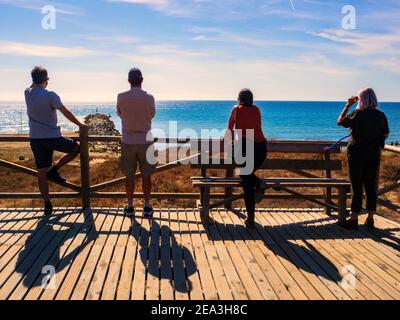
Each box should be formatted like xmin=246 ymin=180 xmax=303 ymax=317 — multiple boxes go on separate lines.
xmin=225 ymin=89 xmax=267 ymax=228
xmin=337 ymin=88 xmax=389 ymax=230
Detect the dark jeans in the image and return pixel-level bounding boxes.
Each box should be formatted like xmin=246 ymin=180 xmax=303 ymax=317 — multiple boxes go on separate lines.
xmin=348 ymin=155 xmax=380 ymax=214
xmin=238 ymin=140 xmax=267 ymax=221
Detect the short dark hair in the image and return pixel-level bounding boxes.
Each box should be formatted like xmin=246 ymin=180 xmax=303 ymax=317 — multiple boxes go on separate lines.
xmin=128 ymin=68 xmax=143 ymax=86
xmin=31 ymin=66 xmax=49 ymax=85
xmin=238 ymin=88 xmax=254 ymax=107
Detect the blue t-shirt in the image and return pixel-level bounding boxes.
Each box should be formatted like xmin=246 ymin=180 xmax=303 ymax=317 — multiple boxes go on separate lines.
xmin=25 ymin=87 xmax=63 ymax=139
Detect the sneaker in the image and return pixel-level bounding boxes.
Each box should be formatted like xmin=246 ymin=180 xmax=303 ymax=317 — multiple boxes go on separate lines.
xmin=47 ymin=166 xmax=66 ymax=184
xmin=44 ymin=201 xmax=53 ymax=216
xmin=364 ymin=218 xmax=375 ymax=230
xmin=143 ymin=206 xmax=154 ymax=217
xmin=124 ymin=206 xmax=135 ymax=217
xmin=338 ymin=218 xmax=358 ymax=230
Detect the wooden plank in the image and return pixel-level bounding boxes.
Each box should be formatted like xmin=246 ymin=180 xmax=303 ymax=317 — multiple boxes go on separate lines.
xmin=115 ymin=212 xmax=143 ymax=300
xmin=192 ymin=159 xmax=343 ymax=171
xmin=91 ymin=152 xmax=202 ymax=192
xmin=231 ymin=210 xmax=308 ymax=300
xmin=86 ymin=209 xmax=125 ymax=300
xmin=145 ymin=210 xmax=161 ymax=300
xmin=20 ymin=209 xmax=98 ymax=300
xmin=225 ymin=210 xmax=294 ymax=300
xmin=1 ymin=209 xmax=82 ymax=300
xmin=178 ymin=209 xmax=204 ymax=300
xmin=0 ymin=193 xmax=80 ymax=199
xmin=92 ymin=192 xmax=344 ymax=200
xmin=278 ymin=186 xmax=339 ymax=212
xmin=202 ymin=210 xmax=248 ymax=300
xmin=307 ymin=212 xmax=400 ymax=297
xmin=378 ymin=180 xmax=400 ymax=196
xmin=192 ymin=177 xmax=350 ymax=188
xmin=68 ymin=211 xmax=116 ymax=300
xmin=302 ymin=210 xmax=398 ymax=299
xmin=38 ymin=209 xmax=101 ymax=300
xmin=101 ymin=212 xmax=132 ymax=300
xmin=55 ymin=209 xmax=108 ymax=300
xmin=212 ymin=209 xmax=264 ymax=300
xmin=324 ymin=153 xmax=333 ymax=216
xmin=159 ymin=209 xmax=174 ymax=300
xmin=255 ymin=210 xmax=323 ymax=299
xmin=189 ymin=209 xmax=234 ymax=300
xmin=0 ymin=209 xmax=35 ymax=260
xmin=271 ymin=210 xmax=352 ymax=300
xmin=287 ymin=210 xmax=392 ymax=300
xmin=254 ymin=209 xmax=338 ymax=299
xmin=0 ymin=210 xmax=77 ymax=290
xmin=216 ymin=210 xmax=279 ymax=300
xmin=384 ymin=145 xmax=400 ymax=154
xmin=0 ymin=159 xmax=81 ymax=192
xmin=185 ymin=209 xmax=220 ymax=300
xmin=168 ymin=209 xmax=189 ymax=300
xmin=79 ymin=126 xmax=91 ymax=209
xmin=131 ymin=212 xmax=150 ymax=300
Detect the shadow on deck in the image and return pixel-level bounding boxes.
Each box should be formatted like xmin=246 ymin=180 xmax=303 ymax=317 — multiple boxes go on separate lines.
xmin=0 ymin=207 xmax=399 ymax=300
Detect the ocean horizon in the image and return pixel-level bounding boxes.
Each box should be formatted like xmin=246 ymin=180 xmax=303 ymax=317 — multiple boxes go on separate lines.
xmin=1 ymin=100 xmax=399 ymax=142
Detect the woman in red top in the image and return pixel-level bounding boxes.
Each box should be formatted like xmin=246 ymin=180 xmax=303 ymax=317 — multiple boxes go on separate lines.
xmin=226 ymin=89 xmax=267 ymax=228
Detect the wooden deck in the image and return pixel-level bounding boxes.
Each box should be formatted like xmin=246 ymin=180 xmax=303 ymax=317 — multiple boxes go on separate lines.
xmin=0 ymin=207 xmax=400 ymax=300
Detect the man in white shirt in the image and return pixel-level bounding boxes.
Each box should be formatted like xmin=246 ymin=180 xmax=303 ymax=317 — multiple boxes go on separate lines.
xmin=117 ymin=68 xmax=156 ymax=217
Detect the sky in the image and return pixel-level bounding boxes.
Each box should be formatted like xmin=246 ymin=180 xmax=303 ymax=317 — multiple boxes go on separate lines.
xmin=0 ymin=0 xmax=399 ymax=102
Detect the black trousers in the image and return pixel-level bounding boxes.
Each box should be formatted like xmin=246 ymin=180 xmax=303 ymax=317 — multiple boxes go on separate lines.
xmin=238 ymin=140 xmax=267 ymax=221
xmin=348 ymin=155 xmax=380 ymax=214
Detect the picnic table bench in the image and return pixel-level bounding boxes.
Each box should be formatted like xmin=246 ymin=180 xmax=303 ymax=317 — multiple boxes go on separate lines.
xmin=191 ymin=143 xmax=351 ymax=224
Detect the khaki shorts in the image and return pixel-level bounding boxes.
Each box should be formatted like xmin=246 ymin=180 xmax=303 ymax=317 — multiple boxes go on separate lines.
xmin=119 ymin=143 xmax=157 ymax=176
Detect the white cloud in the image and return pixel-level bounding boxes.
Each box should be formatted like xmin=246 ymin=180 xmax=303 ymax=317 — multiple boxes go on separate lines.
xmin=77 ymin=34 xmax=140 ymax=45
xmin=105 ymin=0 xmax=323 ymax=19
xmin=0 ymin=41 xmax=93 ymax=58
xmin=309 ymin=29 xmax=400 ymax=56
xmin=308 ymin=28 xmax=400 ymax=74
xmin=0 ymin=0 xmax=83 ymax=15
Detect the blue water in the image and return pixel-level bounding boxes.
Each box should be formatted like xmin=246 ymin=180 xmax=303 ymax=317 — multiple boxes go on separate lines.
xmin=0 ymin=101 xmax=399 ymax=142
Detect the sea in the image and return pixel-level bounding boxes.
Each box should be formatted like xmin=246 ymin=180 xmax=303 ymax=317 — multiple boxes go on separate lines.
xmin=0 ymin=101 xmax=399 ymax=143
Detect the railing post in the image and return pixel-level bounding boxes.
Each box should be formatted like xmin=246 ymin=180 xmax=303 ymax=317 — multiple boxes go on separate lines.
xmin=79 ymin=126 xmax=91 ymax=209
xmin=324 ymin=152 xmax=332 ymax=216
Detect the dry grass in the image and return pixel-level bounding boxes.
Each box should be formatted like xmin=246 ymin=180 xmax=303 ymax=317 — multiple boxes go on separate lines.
xmin=0 ymin=143 xmax=399 ymax=223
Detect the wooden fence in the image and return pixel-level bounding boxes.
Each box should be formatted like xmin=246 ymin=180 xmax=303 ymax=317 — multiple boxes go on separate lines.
xmin=1 ymin=127 xmax=400 ymax=214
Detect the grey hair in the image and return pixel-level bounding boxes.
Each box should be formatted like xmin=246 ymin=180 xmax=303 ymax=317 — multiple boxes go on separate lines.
xmin=357 ymin=87 xmax=378 ymax=110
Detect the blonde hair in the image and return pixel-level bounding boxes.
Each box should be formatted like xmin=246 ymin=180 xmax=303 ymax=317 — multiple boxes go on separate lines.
xmin=357 ymin=87 xmax=378 ymax=110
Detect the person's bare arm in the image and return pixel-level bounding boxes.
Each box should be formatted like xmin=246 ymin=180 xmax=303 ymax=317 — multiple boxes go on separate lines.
xmin=150 ymin=96 xmax=156 ymax=118
xmin=59 ymin=105 xmax=87 ymax=128
xmin=116 ymin=95 xmax=122 ymax=118
xmin=337 ymin=96 xmax=359 ymax=126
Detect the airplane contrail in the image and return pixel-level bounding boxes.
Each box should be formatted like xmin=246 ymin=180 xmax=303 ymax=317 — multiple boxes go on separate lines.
xmin=289 ymin=0 xmax=295 ymax=10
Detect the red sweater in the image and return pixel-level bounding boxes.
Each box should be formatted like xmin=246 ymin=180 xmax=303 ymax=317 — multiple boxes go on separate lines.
xmin=228 ymin=104 xmax=267 ymax=143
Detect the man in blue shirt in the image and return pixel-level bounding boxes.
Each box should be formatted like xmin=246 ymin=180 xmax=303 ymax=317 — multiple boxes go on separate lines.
xmin=25 ymin=66 xmax=87 ymax=216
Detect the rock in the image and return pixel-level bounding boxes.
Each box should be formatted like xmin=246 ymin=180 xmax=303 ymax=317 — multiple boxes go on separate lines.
xmin=84 ymin=113 xmax=120 ymax=136
xmin=84 ymin=113 xmax=121 ymax=153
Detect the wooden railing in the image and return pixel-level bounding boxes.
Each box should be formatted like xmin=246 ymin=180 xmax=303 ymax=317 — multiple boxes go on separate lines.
xmin=1 ymin=127 xmax=399 ymax=213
